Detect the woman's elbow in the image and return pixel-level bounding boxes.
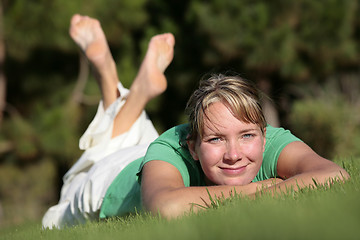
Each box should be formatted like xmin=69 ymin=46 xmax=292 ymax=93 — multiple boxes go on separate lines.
xmin=143 ymin=193 xmax=187 ymax=219
xmin=337 ymin=167 xmax=350 ymax=181
xmin=321 ymin=163 xmax=350 ymax=183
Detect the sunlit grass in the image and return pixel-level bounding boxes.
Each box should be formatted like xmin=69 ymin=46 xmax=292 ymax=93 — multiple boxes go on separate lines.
xmin=2 ymin=158 xmax=359 ymax=240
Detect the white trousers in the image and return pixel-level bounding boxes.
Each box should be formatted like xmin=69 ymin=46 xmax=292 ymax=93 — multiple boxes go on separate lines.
xmin=42 ymin=83 xmax=159 ymax=229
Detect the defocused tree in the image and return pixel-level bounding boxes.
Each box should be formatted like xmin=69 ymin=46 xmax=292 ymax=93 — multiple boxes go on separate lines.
xmin=0 ymin=1 xmax=6 ymax=127
xmin=189 ymin=0 xmax=359 ymax=78
xmin=187 ymin=0 xmax=359 ymax=125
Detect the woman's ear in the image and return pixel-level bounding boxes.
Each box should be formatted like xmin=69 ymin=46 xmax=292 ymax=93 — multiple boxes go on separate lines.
xmin=187 ymin=140 xmax=199 ymax=161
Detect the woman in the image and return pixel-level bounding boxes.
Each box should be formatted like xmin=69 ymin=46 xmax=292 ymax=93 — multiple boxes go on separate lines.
xmin=102 ymin=74 xmax=349 ymax=219
xmin=42 ymin=14 xmax=349 ymax=229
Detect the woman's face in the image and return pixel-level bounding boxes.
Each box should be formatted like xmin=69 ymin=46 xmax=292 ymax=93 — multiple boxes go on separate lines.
xmin=188 ymin=101 xmax=266 ymax=186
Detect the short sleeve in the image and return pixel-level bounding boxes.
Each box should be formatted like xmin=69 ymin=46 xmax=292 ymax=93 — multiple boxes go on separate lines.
xmin=141 ymin=141 xmax=191 ymax=186
xmin=254 ymin=125 xmax=302 ymax=182
xmin=137 ymin=124 xmax=203 ymax=187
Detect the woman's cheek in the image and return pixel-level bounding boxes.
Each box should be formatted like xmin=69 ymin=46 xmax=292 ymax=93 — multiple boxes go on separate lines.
xmin=200 ymin=144 xmax=222 ymax=165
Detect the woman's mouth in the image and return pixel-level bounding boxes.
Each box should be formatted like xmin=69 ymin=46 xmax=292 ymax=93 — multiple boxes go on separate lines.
xmin=219 ymin=165 xmax=247 ymax=175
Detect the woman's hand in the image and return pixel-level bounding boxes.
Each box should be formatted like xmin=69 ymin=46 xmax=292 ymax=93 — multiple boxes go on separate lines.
xmin=254 ymin=178 xmax=283 ymax=190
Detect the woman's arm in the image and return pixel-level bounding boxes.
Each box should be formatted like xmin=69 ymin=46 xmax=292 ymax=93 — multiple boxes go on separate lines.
xmin=141 ymin=160 xmax=281 ymax=218
xmin=273 ymin=141 xmax=350 ymax=191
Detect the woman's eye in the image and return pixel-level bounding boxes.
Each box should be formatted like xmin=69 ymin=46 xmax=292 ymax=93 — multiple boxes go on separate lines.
xmin=243 ymin=134 xmax=253 ymax=139
xmin=208 ymin=137 xmax=221 ymax=143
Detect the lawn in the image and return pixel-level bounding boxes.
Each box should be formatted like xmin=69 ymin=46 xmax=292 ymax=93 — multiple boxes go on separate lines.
xmin=1 ymin=158 xmax=359 ymax=240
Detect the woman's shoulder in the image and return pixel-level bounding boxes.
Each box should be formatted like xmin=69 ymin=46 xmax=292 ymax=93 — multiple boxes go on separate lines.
xmin=153 ymin=123 xmax=190 ymax=146
xmin=265 ymin=125 xmax=301 ymax=141
xmin=145 ymin=123 xmax=191 ymax=163
xmin=263 ymin=124 xmax=302 ymax=160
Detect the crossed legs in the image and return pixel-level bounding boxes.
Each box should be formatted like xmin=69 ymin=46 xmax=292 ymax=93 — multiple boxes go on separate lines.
xmin=69 ymin=14 xmax=175 ymax=138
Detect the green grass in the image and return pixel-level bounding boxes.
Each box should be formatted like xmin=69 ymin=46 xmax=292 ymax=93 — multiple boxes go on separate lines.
xmin=2 ymin=158 xmax=360 ymax=240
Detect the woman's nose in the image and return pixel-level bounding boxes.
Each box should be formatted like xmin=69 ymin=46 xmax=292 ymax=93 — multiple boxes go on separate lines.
xmin=224 ymin=141 xmax=242 ymax=162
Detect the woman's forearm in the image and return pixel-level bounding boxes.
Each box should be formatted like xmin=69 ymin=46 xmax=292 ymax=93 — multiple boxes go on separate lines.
xmin=143 ymin=178 xmax=282 ymax=218
xmin=144 ymin=167 xmax=348 ymax=218
xmin=264 ymin=167 xmax=350 ymax=195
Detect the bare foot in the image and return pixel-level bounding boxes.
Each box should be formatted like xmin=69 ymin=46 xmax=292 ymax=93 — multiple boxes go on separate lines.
xmin=131 ymin=33 xmax=175 ymax=101
xmin=110 ymin=33 xmax=175 ymax=137
xmin=69 ymin=14 xmax=119 ymax=108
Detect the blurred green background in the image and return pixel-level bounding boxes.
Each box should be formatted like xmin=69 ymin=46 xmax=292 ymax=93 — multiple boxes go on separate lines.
xmin=0 ymin=0 xmax=359 ymax=228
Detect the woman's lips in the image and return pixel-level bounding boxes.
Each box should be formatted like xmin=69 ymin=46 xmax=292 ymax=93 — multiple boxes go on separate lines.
xmin=220 ymin=165 xmax=247 ymax=175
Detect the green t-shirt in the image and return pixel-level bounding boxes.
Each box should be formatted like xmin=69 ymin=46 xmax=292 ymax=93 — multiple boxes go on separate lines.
xmin=99 ymin=124 xmax=301 ymax=219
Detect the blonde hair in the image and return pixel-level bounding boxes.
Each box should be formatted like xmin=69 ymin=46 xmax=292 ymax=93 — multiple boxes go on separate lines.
xmin=185 ymin=74 xmax=266 ymax=140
